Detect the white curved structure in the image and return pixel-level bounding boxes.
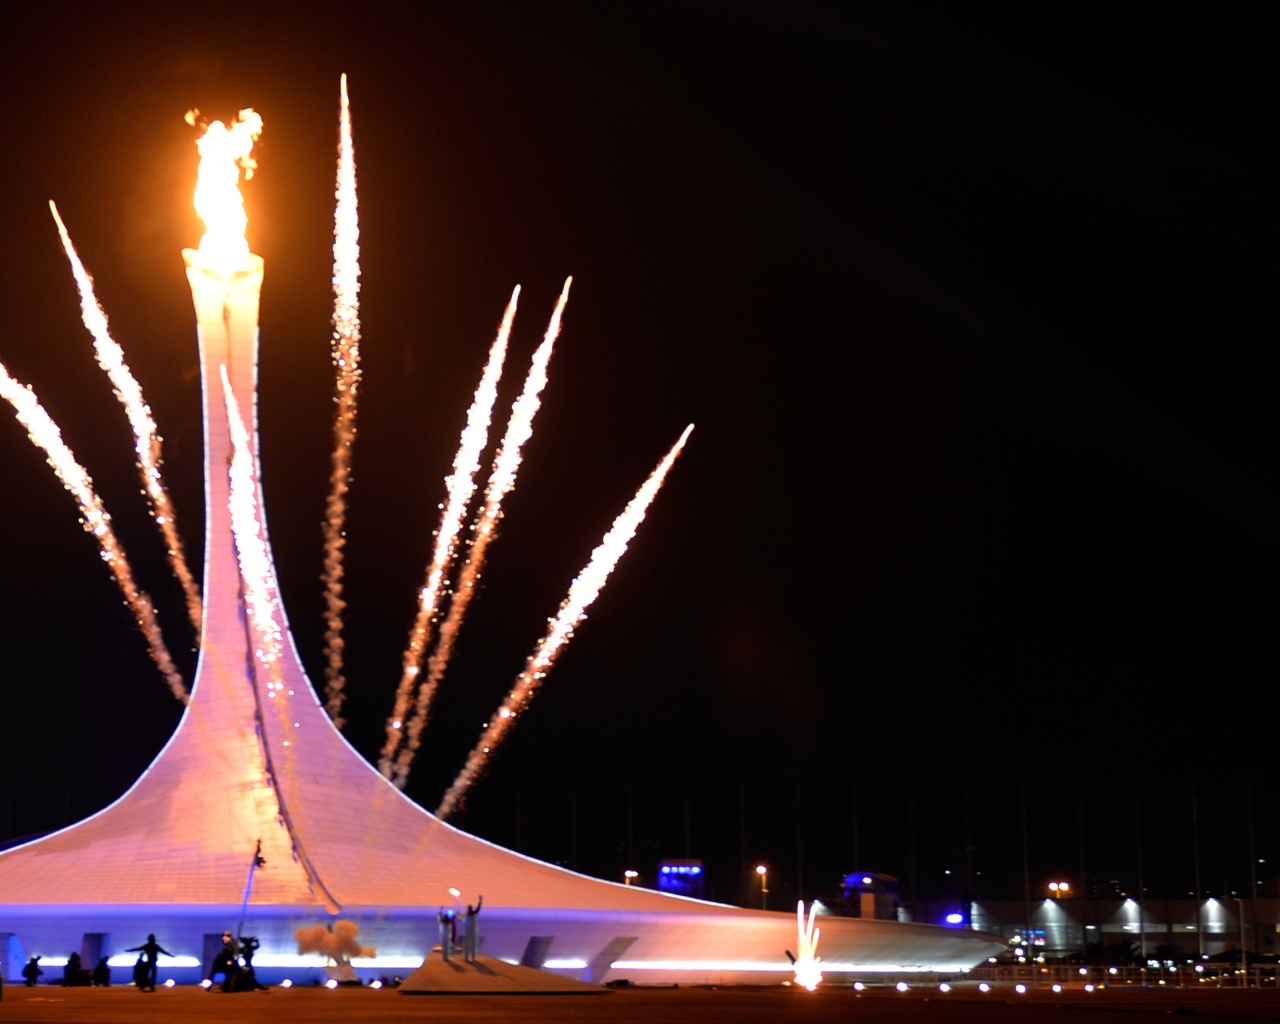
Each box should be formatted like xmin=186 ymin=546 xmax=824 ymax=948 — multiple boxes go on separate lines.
xmin=0 ymin=251 xmax=1006 ymax=987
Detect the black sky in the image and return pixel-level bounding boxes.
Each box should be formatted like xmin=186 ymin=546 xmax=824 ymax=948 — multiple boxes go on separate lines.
xmin=0 ymin=4 xmax=1276 ymax=913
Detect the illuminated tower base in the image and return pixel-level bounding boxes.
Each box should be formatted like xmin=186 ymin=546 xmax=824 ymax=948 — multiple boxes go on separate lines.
xmin=0 ymin=283 xmax=1007 ymax=985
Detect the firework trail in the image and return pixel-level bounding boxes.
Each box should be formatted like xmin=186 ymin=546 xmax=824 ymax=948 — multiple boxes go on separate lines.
xmin=436 ymin=424 xmax=694 ymax=819
xmin=0 ymin=359 xmax=187 ymax=702
xmin=390 ymin=277 xmax=572 ymax=786
xmin=48 ymin=201 xmax=204 ymax=642
xmin=322 ymin=73 xmax=362 ymax=727
xmin=221 ymin=366 xmax=287 ymax=705
xmin=379 ymin=290 xmax=520 ymax=779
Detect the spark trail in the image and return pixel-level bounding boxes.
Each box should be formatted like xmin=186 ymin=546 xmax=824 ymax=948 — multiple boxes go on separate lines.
xmin=321 ymin=73 xmax=362 ymax=727
xmin=222 ymin=366 xmax=287 ymax=708
xmin=48 ymin=201 xmax=203 ymax=641
xmin=225 ymin=366 xmax=338 ymax=916
xmin=390 ymin=277 xmax=571 ymax=787
xmin=436 ymin=423 xmax=694 ymax=819
xmin=379 ymin=290 xmax=519 ymax=780
xmin=0 ymin=359 xmax=187 ymax=702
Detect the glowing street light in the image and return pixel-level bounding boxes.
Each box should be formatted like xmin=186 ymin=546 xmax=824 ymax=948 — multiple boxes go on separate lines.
xmin=1049 ymin=881 xmax=1070 ymax=899
xmin=624 ymin=870 xmax=638 ymax=886
xmin=756 ymin=864 xmax=769 ymax=910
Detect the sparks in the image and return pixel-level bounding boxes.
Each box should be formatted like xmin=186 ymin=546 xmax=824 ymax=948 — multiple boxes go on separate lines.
xmin=48 ymin=201 xmax=203 ymax=641
xmin=0 ymin=360 xmax=187 ymax=702
xmin=436 ymin=424 xmax=694 ymax=819
xmin=322 ymin=73 xmax=362 ymax=726
xmin=390 ymin=277 xmax=571 ymax=786
xmin=793 ymin=901 xmax=823 ymax=991
xmin=380 ymin=288 xmax=518 ymax=781
xmin=221 ymin=366 xmax=289 ymax=718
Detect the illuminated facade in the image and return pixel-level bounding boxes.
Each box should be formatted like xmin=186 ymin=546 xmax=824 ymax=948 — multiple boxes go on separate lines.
xmin=960 ymin=898 xmax=1280 ymax=961
xmin=0 ymin=282 xmax=1007 ymax=988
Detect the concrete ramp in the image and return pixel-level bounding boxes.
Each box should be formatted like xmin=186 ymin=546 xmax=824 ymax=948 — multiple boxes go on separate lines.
xmin=399 ymin=954 xmax=604 ymax=994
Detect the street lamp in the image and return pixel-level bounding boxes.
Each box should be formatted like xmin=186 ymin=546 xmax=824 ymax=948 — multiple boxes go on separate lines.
xmin=756 ymin=864 xmax=769 ymax=910
xmin=1049 ymin=881 xmax=1070 ymax=899
xmin=624 ymin=870 xmax=638 ymax=886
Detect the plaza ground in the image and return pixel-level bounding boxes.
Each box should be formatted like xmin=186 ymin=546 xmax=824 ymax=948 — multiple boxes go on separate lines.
xmin=2 ymin=982 xmax=1279 ymax=1024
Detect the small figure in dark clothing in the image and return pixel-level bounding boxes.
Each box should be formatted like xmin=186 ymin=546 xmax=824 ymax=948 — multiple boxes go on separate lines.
xmin=437 ymin=907 xmax=456 ymax=961
xmin=62 ymin=951 xmax=82 ymax=987
xmin=126 ymin=933 xmax=173 ymax=991
xmin=209 ymin=932 xmax=238 ymax=990
xmin=92 ymin=957 xmax=112 ymax=986
xmin=227 ymin=935 xmax=266 ymax=991
xmin=21 ymin=956 xmax=42 ymax=986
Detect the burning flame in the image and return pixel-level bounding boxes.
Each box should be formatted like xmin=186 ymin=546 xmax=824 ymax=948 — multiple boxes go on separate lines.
xmin=186 ymin=107 xmax=263 ymax=272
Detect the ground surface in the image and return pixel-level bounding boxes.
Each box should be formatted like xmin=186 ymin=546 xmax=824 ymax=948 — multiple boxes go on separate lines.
xmin=2 ymin=984 xmax=1279 ymax=1024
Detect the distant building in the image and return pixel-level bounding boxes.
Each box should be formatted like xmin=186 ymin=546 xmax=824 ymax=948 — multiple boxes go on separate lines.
xmin=901 ymin=896 xmax=1280 ymax=961
xmin=841 ymin=872 xmax=901 ymax=920
xmin=657 ymin=860 xmax=706 ymax=900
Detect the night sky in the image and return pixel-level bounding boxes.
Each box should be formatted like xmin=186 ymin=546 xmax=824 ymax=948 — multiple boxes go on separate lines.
xmin=0 ymin=5 xmax=1276 ymax=915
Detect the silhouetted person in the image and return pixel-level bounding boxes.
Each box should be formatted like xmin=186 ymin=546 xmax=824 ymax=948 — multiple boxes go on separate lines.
xmin=22 ymin=956 xmax=42 ymax=986
xmin=209 ymin=932 xmax=238 ymax=990
xmin=92 ymin=957 xmax=111 ymax=986
xmin=62 ymin=951 xmax=81 ymax=987
xmin=231 ymin=935 xmax=266 ymax=991
xmin=463 ymin=894 xmax=483 ymax=962
xmin=126 ymin=933 xmax=172 ymax=991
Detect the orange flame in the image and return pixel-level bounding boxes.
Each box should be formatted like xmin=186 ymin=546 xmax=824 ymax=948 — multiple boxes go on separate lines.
xmin=187 ymin=107 xmax=263 ymax=272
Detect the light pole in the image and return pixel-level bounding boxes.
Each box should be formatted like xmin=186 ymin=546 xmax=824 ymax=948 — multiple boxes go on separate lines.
xmin=1232 ymin=896 xmax=1248 ymax=989
xmin=756 ymin=864 xmax=768 ymax=910
xmin=624 ymin=870 xmax=638 ymax=886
